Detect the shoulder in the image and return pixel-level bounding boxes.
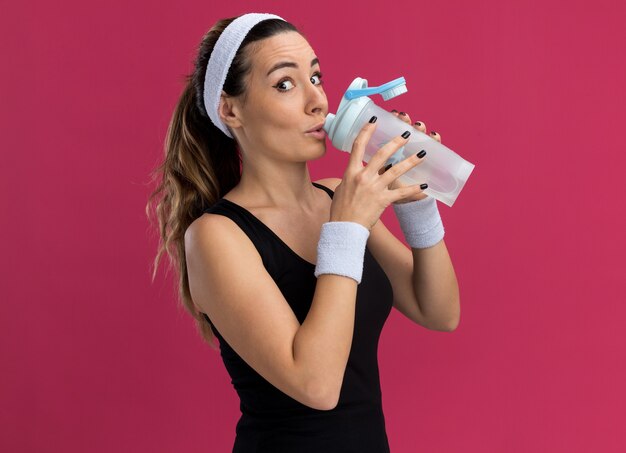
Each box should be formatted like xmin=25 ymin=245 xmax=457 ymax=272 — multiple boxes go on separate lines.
xmin=314 ymin=177 xmax=342 ymax=191
xmin=184 ymin=211 xmax=226 ymax=246
xmin=184 ymin=211 xmax=257 ymax=263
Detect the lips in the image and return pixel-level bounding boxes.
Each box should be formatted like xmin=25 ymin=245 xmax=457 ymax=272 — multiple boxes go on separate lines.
xmin=305 ymin=122 xmax=325 ymax=133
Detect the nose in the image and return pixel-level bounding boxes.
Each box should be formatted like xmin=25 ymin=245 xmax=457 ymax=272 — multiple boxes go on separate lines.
xmin=305 ymin=78 xmax=328 ymax=116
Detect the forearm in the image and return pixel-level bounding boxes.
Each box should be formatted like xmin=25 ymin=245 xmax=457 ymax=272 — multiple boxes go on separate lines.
xmin=411 ymin=239 xmax=460 ymax=331
xmin=292 ymin=219 xmax=368 ymax=408
xmin=293 ymin=274 xmax=357 ymax=407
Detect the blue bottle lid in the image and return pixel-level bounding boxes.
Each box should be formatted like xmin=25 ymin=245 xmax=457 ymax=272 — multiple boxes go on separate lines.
xmin=323 ymin=77 xmax=407 ymax=152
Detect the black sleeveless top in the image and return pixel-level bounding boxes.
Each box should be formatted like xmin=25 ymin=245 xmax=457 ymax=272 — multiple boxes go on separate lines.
xmin=202 ymin=182 xmax=394 ymax=452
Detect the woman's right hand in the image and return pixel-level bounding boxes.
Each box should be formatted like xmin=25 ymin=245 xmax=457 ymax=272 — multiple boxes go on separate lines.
xmin=329 ymin=116 xmax=427 ymax=231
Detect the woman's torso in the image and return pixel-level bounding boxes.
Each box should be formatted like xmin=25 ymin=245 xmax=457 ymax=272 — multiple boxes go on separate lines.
xmin=202 ymin=182 xmax=394 ymax=452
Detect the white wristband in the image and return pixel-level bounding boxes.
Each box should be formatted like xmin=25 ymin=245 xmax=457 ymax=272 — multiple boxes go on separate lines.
xmin=314 ymin=221 xmax=370 ymax=284
xmin=392 ymin=196 xmax=445 ymax=249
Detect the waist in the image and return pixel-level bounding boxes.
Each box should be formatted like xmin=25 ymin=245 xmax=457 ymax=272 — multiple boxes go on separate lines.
xmin=241 ymin=398 xmax=384 ymax=423
xmin=235 ymin=402 xmax=389 ymax=453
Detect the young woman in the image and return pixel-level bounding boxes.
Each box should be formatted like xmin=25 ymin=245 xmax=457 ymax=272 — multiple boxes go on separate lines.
xmin=147 ymin=13 xmax=460 ymax=452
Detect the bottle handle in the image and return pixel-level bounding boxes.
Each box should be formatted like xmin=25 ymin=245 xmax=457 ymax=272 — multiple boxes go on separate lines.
xmin=344 ymin=76 xmax=407 ymax=100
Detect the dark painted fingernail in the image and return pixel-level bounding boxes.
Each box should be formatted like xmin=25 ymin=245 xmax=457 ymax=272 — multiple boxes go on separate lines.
xmin=414 ymin=121 xmax=422 ymax=127
xmin=369 ymin=116 xmax=377 ymax=123
xmin=391 ymin=109 xmax=398 ymax=113
xmin=399 ymin=112 xmax=407 ymax=116
xmin=401 ymin=130 xmax=411 ymax=139
xmin=420 ymin=183 xmax=428 ymax=190
xmin=384 ymin=163 xmax=393 ymax=172
xmin=417 ymin=150 xmax=427 ymax=158
xmin=430 ymin=131 xmax=438 ymax=136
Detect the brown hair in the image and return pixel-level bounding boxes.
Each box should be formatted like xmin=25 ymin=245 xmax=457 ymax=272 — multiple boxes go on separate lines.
xmin=145 ymin=16 xmax=299 ymax=347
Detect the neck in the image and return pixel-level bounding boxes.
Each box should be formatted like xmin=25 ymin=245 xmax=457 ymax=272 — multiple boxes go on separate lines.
xmin=234 ymin=158 xmax=320 ymax=213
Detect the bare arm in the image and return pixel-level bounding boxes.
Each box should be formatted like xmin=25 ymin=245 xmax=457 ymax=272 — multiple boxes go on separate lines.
xmin=410 ymin=240 xmax=460 ymax=330
xmin=316 ymin=177 xmax=460 ymax=331
xmin=185 ymin=214 xmax=358 ymax=411
xmin=292 ymin=273 xmax=358 ymax=408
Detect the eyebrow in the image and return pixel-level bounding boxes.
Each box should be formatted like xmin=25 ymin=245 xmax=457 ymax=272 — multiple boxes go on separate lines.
xmin=266 ymin=57 xmax=320 ymax=76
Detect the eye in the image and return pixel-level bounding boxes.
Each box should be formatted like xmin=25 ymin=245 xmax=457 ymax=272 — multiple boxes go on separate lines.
xmin=273 ymin=79 xmax=295 ymax=92
xmin=273 ymin=72 xmax=324 ymax=93
xmin=311 ymin=72 xmax=324 ymax=86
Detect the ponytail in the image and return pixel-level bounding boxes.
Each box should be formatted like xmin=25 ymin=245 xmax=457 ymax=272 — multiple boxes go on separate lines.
xmin=145 ymin=73 xmax=241 ymax=347
xmin=146 ymin=16 xmax=298 ymax=346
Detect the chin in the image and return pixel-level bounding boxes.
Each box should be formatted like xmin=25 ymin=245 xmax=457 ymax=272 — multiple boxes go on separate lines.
xmin=309 ymin=141 xmax=327 ymax=160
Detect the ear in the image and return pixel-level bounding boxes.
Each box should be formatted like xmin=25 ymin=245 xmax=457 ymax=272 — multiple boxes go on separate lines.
xmin=218 ymin=92 xmax=243 ymax=131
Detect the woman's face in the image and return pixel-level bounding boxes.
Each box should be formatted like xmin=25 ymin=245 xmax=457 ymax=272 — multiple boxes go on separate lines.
xmin=222 ymin=31 xmax=329 ymax=162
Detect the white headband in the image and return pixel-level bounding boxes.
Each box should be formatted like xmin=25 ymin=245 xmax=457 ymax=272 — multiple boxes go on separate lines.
xmin=203 ymin=13 xmax=285 ymax=138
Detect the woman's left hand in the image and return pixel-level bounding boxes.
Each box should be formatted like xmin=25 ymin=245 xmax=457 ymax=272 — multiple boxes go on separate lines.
xmin=377 ymin=110 xmax=443 ymax=204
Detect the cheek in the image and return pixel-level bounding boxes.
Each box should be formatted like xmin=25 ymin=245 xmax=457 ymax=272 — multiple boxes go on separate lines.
xmin=246 ymin=95 xmax=307 ymax=139
xmin=273 ymin=106 xmax=301 ymax=128
xmin=265 ymin=113 xmax=304 ymax=140
xmin=252 ymin=117 xmax=301 ymax=150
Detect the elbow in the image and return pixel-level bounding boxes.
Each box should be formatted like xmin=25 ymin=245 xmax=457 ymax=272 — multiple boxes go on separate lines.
xmin=442 ymin=296 xmax=461 ymax=332
xmin=304 ymin=381 xmax=341 ymax=411
xmin=314 ymin=394 xmax=340 ymax=411
xmin=429 ymin=314 xmax=460 ymax=332
xmin=444 ymin=307 xmax=461 ymax=332
xmin=429 ymin=321 xmax=457 ymax=332
xmin=445 ymin=317 xmax=460 ymax=332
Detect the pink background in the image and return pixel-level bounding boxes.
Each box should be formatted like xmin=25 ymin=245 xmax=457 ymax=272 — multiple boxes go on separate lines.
xmin=2 ymin=0 xmax=625 ymax=451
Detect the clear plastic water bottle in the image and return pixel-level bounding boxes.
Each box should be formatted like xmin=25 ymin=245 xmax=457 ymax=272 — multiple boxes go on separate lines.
xmin=323 ymin=76 xmax=475 ymax=207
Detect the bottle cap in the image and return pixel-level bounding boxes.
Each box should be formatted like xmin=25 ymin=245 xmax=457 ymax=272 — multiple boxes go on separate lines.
xmin=323 ymin=77 xmax=408 ymax=152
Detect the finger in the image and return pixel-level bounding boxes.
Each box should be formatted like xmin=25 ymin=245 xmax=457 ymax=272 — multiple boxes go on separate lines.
xmin=398 ymin=111 xmax=411 ymax=124
xmin=348 ymin=116 xmax=379 ymax=169
xmin=391 ymin=109 xmax=400 ymax=117
xmin=365 ymin=130 xmax=413 ymax=175
xmin=413 ymin=121 xmax=427 ymax=133
xmin=379 ymin=147 xmax=427 ymax=187
xmin=429 ymin=131 xmax=441 ymax=143
xmin=390 ymin=182 xmax=429 ymax=204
